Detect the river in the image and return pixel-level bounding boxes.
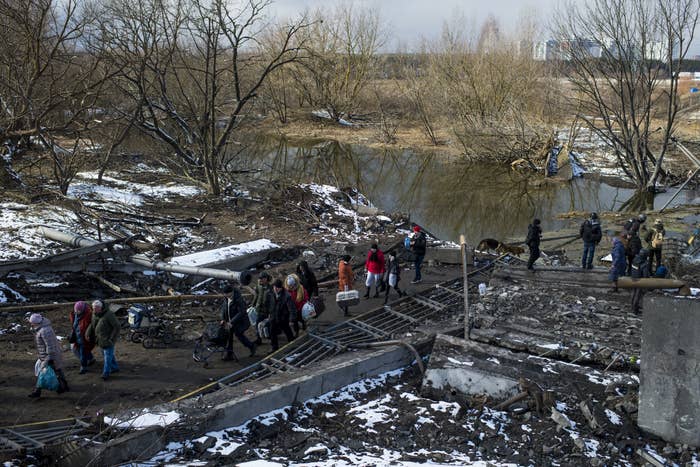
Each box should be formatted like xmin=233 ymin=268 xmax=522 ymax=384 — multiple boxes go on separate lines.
xmin=241 ymin=137 xmax=699 ymax=244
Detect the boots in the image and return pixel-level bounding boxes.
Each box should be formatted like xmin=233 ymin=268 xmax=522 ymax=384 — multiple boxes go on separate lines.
xmin=56 ymin=370 xmax=69 ymax=393
xmin=222 ymin=350 xmax=235 ymax=361
xmin=373 ymin=286 xmax=380 ymax=298
xmin=363 ymin=287 xmax=370 ymax=299
xmin=28 ymin=388 xmax=41 ymax=398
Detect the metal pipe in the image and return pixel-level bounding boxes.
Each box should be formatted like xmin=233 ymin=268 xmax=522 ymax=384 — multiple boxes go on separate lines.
xmin=39 ymin=227 xmax=252 ymax=285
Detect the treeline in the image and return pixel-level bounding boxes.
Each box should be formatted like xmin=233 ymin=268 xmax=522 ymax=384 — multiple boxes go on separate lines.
xmin=0 ymin=0 xmax=697 ymax=196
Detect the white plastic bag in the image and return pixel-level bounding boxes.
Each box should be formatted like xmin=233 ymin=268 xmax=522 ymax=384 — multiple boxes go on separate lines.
xmin=34 ymin=359 xmax=42 ymax=377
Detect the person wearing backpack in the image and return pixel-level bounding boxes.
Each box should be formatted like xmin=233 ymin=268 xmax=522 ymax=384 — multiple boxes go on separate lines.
xmin=28 ymin=313 xmax=69 ymax=397
xmin=220 ymin=285 xmax=256 ymax=360
xmin=644 ymin=219 xmax=665 ymax=275
xmin=579 ymin=212 xmax=602 ymax=269
xmin=409 ymin=226 xmax=427 ymax=283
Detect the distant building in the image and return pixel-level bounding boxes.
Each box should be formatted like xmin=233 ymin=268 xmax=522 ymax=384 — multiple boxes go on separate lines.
xmin=534 ymin=37 xmax=670 ymax=61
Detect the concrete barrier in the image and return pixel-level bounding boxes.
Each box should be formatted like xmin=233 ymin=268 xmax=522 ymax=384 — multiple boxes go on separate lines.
xmin=638 ymin=296 xmax=700 ymax=447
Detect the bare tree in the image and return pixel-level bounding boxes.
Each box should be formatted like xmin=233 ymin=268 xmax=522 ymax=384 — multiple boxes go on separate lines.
xmin=95 ymin=0 xmax=309 ymax=195
xmin=0 ymin=0 xmax=108 ymax=192
xmin=554 ymin=0 xmax=700 ymax=191
xmin=291 ymin=3 xmax=383 ymax=122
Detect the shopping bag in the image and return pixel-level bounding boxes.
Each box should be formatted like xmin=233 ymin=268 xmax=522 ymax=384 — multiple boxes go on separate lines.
xmin=37 ymin=365 xmax=60 ymax=391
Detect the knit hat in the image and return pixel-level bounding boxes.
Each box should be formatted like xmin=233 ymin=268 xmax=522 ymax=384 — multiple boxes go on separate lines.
xmin=74 ymin=300 xmax=88 ymax=314
xmin=29 ymin=313 xmax=43 ymax=324
xmin=286 ymin=275 xmax=297 ymax=288
xmin=413 ymin=225 xmax=421 ymax=232
xmin=92 ymin=300 xmax=104 ymax=311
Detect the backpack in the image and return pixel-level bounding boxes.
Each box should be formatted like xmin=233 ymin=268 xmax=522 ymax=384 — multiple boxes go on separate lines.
xmin=651 ymin=230 xmax=664 ymax=248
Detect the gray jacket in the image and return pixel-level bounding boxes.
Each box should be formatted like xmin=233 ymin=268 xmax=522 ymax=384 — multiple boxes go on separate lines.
xmin=34 ymin=318 xmax=64 ymax=369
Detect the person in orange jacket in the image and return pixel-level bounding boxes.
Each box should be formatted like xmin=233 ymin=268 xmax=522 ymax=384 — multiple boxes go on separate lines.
xmin=338 ymin=255 xmax=355 ymax=316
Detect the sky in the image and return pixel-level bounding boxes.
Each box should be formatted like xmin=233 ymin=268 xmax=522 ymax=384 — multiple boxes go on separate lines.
xmin=270 ymin=0 xmax=700 ymax=57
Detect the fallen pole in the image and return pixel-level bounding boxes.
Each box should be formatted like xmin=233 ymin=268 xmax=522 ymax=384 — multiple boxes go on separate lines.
xmin=39 ymin=227 xmax=252 ymax=285
xmin=0 ymin=294 xmax=227 ymax=313
xmin=460 ymin=234 xmax=470 ymax=340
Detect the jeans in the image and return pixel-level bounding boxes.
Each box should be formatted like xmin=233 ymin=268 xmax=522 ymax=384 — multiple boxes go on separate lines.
xmin=414 ymin=254 xmax=425 ymax=281
xmin=72 ymin=343 xmax=94 ymax=369
xmin=581 ymin=242 xmax=596 ymax=268
xmin=102 ymin=346 xmax=119 ymax=377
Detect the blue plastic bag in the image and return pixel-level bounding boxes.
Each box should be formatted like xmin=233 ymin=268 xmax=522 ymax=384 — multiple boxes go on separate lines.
xmin=37 ymin=365 xmax=59 ymax=391
xmin=404 ymin=236 xmax=411 ymax=249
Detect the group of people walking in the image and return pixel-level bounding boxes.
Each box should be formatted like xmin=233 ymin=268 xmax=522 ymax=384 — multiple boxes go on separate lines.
xmin=28 ymin=299 xmax=120 ymax=398
xmin=223 ymin=260 xmax=321 ymax=357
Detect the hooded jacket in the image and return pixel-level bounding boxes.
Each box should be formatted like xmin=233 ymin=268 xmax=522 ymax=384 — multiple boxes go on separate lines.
xmin=34 ymin=318 xmax=64 ymax=369
xmin=87 ymin=307 xmax=121 ymax=348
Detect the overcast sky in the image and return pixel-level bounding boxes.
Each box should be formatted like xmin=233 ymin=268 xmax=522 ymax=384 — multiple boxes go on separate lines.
xmin=271 ymin=0 xmax=700 ymax=56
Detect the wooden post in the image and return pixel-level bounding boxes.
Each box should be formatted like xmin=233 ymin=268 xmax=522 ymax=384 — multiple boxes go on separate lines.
xmin=460 ymin=234 xmax=470 ymax=340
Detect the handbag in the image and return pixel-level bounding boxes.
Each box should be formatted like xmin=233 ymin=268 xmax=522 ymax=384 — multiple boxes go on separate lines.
xmin=68 ymin=330 xmax=77 ymax=344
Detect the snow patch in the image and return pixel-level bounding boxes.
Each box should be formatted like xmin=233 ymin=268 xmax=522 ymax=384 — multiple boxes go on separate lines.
xmin=104 ymin=410 xmax=180 ymax=429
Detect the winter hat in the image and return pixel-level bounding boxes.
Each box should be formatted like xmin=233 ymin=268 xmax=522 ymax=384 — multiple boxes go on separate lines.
xmin=342 ymin=254 xmax=351 ymax=262
xmin=370 ymin=243 xmax=378 ymax=250
xmin=74 ymin=300 xmax=88 ymax=314
xmin=259 ymin=271 xmax=271 ymax=280
xmin=413 ymin=226 xmax=421 ymax=232
xmin=638 ymin=213 xmax=647 ymax=222
xmin=590 ymin=212 xmax=598 ymax=220
xmin=92 ymin=300 xmax=104 ymax=311
xmin=29 ymin=313 xmax=43 ymax=324
xmin=285 ymin=275 xmax=297 ymax=288
xmin=533 ymin=218 xmax=541 ymax=225
xmin=273 ymin=279 xmax=283 ymax=289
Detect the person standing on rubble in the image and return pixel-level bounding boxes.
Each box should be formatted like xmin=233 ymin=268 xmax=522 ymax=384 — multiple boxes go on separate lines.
xmin=270 ymin=279 xmax=296 ymax=351
xmin=28 ymin=313 xmax=69 ymax=397
xmin=364 ymin=243 xmax=386 ymax=297
xmin=525 ymin=218 xmax=542 ymax=271
xmin=70 ymin=301 xmax=96 ymax=374
xmin=338 ymin=254 xmax=355 ymax=316
xmin=409 ymin=226 xmax=427 ymax=283
xmin=86 ymin=300 xmax=121 ymax=380
xmin=644 ymin=219 xmax=665 ymax=275
xmin=296 ymin=260 xmax=319 ymax=298
xmin=624 ymin=213 xmax=647 ymax=237
xmin=625 ymin=229 xmax=642 ymax=276
xmin=630 ymin=248 xmax=650 ymax=314
xmin=220 ymin=285 xmax=256 ymax=360
xmin=252 ymin=272 xmax=273 ymax=345
xmin=609 ymin=233 xmax=627 ymax=293
xmin=579 ymin=212 xmax=602 ymax=269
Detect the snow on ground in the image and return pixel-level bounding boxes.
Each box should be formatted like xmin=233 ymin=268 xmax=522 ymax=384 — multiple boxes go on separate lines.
xmin=169 ymin=240 xmax=280 ymax=267
xmin=72 ymin=172 xmax=204 ymax=206
xmin=104 ymin=410 xmax=181 ymax=429
xmin=141 ymin=368 xmax=518 ymax=466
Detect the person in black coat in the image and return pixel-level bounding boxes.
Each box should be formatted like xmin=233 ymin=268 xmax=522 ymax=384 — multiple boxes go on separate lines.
xmin=525 ymin=218 xmax=542 ymax=271
xmin=630 ymin=248 xmax=650 ymax=314
xmin=383 ymin=250 xmax=406 ymax=304
xmin=270 ymin=279 xmax=296 ymax=351
xmin=220 ymin=286 xmax=256 ymax=360
xmin=296 ymin=260 xmax=319 ymax=297
xmin=579 ymin=212 xmax=602 ymax=269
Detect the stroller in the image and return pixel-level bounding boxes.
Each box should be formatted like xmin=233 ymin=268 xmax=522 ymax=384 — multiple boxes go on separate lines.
xmin=127 ymin=304 xmax=174 ymax=349
xmin=193 ymin=321 xmax=236 ymax=367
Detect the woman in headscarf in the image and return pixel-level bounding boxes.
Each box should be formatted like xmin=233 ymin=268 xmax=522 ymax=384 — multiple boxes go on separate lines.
xmin=284 ymin=274 xmax=308 ymax=337
xmin=70 ymin=301 xmax=96 ymax=374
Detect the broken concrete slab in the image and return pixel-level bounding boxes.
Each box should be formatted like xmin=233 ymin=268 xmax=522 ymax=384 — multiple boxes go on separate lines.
xmin=421 ymin=334 xmax=637 ymax=406
xmin=638 ymin=296 xmax=700 ymax=447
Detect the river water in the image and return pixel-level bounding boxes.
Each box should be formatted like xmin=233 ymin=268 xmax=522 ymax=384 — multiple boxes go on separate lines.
xmin=242 ymin=138 xmax=699 ymax=244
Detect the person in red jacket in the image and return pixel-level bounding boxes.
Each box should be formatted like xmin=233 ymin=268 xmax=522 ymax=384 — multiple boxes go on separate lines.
xmin=364 ymin=243 xmax=385 ymax=299
xmin=70 ymin=301 xmax=96 ymax=374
